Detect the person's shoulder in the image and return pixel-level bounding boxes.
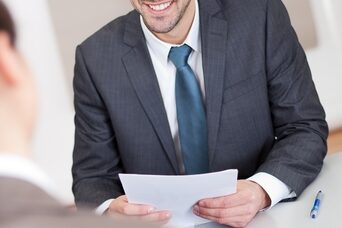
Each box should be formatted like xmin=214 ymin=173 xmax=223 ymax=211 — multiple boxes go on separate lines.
xmin=206 ymin=0 xmax=268 ymax=15
xmin=202 ymin=0 xmax=270 ymax=23
xmin=78 ymin=10 xmax=139 ymax=51
xmin=215 ymin=0 xmax=268 ymax=8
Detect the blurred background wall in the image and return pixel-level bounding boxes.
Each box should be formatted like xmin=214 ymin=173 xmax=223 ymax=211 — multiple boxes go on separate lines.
xmin=283 ymin=0 xmax=342 ymax=128
xmin=48 ymin=0 xmax=133 ymax=95
xmin=3 ymin=0 xmax=131 ymax=203
xmin=3 ymin=0 xmax=342 ymax=203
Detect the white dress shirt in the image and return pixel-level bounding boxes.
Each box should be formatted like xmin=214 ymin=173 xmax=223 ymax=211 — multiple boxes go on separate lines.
xmin=97 ymin=0 xmax=295 ymax=213
xmin=0 ymin=153 xmax=59 ymax=200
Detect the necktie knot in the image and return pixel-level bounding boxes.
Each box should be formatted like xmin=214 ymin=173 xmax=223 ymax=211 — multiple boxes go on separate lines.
xmin=169 ymin=44 xmax=192 ymax=68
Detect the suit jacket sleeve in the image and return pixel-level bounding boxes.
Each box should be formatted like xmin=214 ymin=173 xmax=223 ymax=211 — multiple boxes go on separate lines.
xmin=257 ymin=0 xmax=328 ymax=196
xmin=72 ymin=46 xmax=124 ymax=207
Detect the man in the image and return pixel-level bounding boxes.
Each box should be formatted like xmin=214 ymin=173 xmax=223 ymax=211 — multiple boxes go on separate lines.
xmin=0 ymin=2 xmax=155 ymax=227
xmin=72 ymin=0 xmax=328 ymax=227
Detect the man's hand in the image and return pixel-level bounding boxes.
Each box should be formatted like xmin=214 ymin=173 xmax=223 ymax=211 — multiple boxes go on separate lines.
xmin=193 ymin=180 xmax=271 ymax=227
xmin=107 ymin=195 xmax=171 ymax=224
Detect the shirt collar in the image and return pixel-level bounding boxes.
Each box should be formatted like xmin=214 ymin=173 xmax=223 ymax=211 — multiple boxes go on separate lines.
xmin=0 ymin=154 xmax=61 ymax=202
xmin=140 ymin=0 xmax=201 ymax=65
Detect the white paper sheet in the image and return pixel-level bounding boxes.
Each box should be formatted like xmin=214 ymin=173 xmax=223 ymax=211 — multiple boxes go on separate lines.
xmin=119 ymin=169 xmax=238 ymax=227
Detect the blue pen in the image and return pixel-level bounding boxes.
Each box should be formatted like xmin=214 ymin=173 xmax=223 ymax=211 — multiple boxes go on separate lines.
xmin=310 ymin=190 xmax=323 ymax=219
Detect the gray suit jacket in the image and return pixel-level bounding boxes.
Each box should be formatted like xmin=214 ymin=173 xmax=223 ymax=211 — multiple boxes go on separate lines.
xmin=72 ymin=0 xmax=328 ymax=207
xmin=0 ymin=177 xmax=154 ymax=228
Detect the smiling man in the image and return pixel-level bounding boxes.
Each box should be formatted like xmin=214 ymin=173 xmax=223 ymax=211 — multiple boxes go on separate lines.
xmin=72 ymin=0 xmax=328 ymax=227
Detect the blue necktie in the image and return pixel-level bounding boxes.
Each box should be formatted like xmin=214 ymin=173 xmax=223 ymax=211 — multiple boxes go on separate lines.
xmin=169 ymin=44 xmax=209 ymax=174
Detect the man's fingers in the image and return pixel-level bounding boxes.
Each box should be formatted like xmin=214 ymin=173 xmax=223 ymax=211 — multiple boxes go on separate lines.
xmin=141 ymin=210 xmax=171 ymax=223
xmin=193 ymin=204 xmax=254 ymax=219
xmin=198 ymin=192 xmax=248 ymax=209
xmin=120 ymin=204 xmax=155 ymax=216
xmin=109 ymin=195 xmax=154 ymax=216
xmin=193 ymin=180 xmax=271 ymax=227
xmin=198 ymin=181 xmax=260 ymax=209
xmin=108 ymin=195 xmax=171 ymax=223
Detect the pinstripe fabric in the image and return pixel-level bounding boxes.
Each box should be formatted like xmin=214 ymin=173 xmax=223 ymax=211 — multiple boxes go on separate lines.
xmin=72 ymin=0 xmax=328 ymax=207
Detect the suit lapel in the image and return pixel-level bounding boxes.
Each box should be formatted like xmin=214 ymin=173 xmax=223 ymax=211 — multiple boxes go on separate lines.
xmin=121 ymin=2 xmax=228 ymax=173
xmin=199 ymin=0 xmax=228 ymax=167
xmin=122 ymin=12 xmax=179 ymax=174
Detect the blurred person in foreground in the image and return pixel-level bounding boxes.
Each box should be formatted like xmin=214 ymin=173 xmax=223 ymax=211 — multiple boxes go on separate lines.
xmin=0 ymin=1 xmax=157 ymax=227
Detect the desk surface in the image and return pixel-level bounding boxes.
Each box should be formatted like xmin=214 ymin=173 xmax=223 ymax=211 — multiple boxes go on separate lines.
xmin=197 ymin=152 xmax=342 ymax=228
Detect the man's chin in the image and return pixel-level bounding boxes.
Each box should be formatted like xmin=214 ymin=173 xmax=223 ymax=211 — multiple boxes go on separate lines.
xmin=144 ymin=17 xmax=178 ymax=34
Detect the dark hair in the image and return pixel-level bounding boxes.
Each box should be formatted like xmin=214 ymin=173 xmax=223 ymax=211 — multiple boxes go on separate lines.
xmin=0 ymin=0 xmax=16 ymax=45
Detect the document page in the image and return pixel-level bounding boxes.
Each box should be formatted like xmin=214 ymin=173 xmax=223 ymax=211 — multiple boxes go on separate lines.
xmin=119 ymin=169 xmax=238 ymax=227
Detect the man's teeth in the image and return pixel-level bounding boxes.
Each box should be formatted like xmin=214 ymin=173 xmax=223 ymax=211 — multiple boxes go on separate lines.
xmin=148 ymin=1 xmax=172 ymax=11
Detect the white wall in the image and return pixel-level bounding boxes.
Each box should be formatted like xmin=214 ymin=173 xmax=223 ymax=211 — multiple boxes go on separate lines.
xmin=282 ymin=0 xmax=318 ymax=50
xmin=283 ymin=0 xmax=342 ymax=128
xmin=304 ymin=0 xmax=342 ymax=128
xmin=47 ymin=0 xmax=133 ymax=94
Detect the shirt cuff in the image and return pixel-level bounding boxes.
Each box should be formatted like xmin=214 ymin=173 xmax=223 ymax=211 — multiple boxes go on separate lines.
xmin=95 ymin=199 xmax=114 ymax=215
xmin=248 ymin=172 xmax=296 ymax=209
